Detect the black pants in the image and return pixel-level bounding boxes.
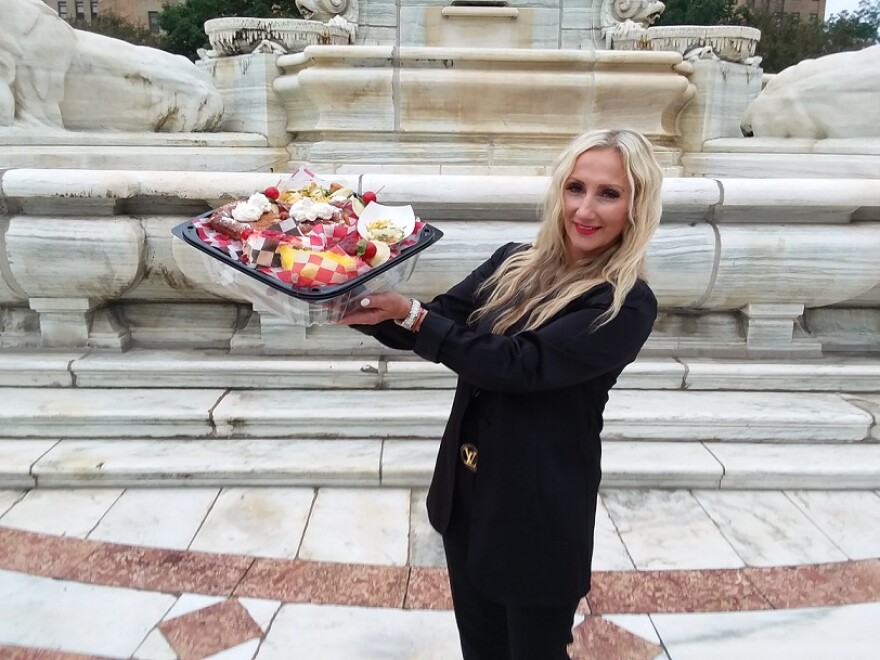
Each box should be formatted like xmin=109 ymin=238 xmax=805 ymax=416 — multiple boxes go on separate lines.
xmin=443 ymin=461 xmax=578 ymax=660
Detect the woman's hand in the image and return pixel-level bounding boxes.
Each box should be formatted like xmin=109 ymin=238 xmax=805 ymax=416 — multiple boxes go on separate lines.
xmin=338 ymin=291 xmax=412 ymax=325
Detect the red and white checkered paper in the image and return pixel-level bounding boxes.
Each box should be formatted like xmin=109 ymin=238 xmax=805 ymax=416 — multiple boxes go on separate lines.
xmin=193 ymin=218 xmax=425 ymax=290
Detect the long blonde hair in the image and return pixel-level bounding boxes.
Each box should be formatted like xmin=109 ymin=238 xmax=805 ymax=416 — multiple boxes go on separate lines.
xmin=471 ymin=129 xmax=663 ymax=335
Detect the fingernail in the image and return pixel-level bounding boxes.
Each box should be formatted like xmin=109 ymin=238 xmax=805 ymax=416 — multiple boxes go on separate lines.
xmin=361 ymin=298 xmax=370 ymax=307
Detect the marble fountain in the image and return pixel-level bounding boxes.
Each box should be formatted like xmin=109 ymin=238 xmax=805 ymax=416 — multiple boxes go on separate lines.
xmin=1 ymin=0 xmax=879 ymax=490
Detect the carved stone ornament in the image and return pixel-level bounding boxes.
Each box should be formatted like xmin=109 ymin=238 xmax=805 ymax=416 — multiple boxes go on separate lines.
xmin=295 ymin=0 xmax=359 ymax=25
xmin=611 ymin=24 xmax=762 ymax=65
xmin=601 ymin=0 xmax=666 ymax=47
xmin=204 ymin=17 xmax=352 ymax=56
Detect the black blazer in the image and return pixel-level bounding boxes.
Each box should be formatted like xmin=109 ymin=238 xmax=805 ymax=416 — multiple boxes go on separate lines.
xmin=356 ymin=242 xmax=657 ymax=606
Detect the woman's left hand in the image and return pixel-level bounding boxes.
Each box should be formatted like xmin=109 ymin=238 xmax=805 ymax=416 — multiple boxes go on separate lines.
xmin=337 ymin=291 xmax=411 ymax=325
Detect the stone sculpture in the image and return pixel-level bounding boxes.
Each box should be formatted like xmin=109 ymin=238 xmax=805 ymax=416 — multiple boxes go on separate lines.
xmin=295 ymin=0 xmax=359 ymax=24
xmin=741 ymin=45 xmax=880 ymax=139
xmin=601 ymin=0 xmax=666 ymax=47
xmin=0 ymin=0 xmax=223 ymax=132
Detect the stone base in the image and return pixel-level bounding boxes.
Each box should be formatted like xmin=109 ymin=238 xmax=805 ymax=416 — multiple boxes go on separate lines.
xmin=0 ymin=131 xmax=288 ymax=172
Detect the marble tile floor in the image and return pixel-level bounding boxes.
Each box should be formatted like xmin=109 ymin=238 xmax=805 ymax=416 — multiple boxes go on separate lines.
xmin=0 ymin=487 xmax=878 ymax=659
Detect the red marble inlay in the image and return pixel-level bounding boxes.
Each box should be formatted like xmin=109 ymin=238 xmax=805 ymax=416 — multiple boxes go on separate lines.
xmin=404 ymin=567 xmax=453 ymax=610
xmin=160 ymin=599 xmax=263 ymax=660
xmin=0 ymin=645 xmax=113 ymax=659
xmin=0 ymin=528 xmax=101 ymax=579
xmin=743 ymin=559 xmax=880 ymax=609
xmin=588 ymin=569 xmax=771 ymax=614
xmin=64 ymin=543 xmax=254 ymax=596
xmin=234 ymin=558 xmax=408 ymax=608
xmin=568 ymin=617 xmax=662 ymax=660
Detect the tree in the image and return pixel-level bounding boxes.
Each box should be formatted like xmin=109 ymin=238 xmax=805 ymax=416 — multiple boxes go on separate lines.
xmin=734 ymin=0 xmax=879 ymax=72
xmin=68 ymin=12 xmax=167 ymax=49
xmin=159 ymin=0 xmax=302 ymax=59
xmin=655 ymin=0 xmax=738 ymax=26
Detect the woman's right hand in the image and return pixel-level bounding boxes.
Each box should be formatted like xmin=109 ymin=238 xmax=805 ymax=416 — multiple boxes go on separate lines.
xmin=337 ymin=291 xmax=411 ymax=326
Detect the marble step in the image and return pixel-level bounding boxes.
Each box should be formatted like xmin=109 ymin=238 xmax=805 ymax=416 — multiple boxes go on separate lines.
xmin=0 ymin=386 xmax=877 ymax=443
xmin=3 ymin=438 xmax=879 ymax=490
xmin=4 ymin=351 xmax=880 ymax=392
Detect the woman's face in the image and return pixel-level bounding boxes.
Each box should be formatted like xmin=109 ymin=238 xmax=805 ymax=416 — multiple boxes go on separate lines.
xmin=562 ymin=147 xmax=631 ymax=264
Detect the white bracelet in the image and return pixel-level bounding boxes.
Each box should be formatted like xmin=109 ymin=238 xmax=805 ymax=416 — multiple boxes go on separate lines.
xmin=394 ymin=298 xmax=422 ymax=331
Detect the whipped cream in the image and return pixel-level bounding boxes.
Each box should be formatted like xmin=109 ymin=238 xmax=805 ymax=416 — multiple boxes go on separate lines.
xmin=231 ymin=192 xmax=274 ymax=223
xmin=290 ymin=198 xmax=338 ymax=223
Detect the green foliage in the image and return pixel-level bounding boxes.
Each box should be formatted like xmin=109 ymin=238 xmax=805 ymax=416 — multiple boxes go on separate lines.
xmin=656 ymin=0 xmax=879 ymax=73
xmin=158 ymin=0 xmax=303 ymax=59
xmin=734 ymin=0 xmax=879 ymax=72
xmin=655 ymin=0 xmax=738 ymax=26
xmin=68 ymin=12 xmax=167 ymax=49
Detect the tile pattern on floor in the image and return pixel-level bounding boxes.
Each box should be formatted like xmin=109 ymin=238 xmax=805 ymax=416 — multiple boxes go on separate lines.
xmin=0 ymin=487 xmax=878 ymax=659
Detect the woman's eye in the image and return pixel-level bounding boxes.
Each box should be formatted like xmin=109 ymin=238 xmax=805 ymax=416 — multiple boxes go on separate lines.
xmin=601 ymin=189 xmax=620 ymax=199
xmin=565 ymin=183 xmax=584 ymax=193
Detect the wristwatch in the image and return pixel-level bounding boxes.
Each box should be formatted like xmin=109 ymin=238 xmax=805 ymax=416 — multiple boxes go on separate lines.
xmin=394 ymin=298 xmax=422 ymax=331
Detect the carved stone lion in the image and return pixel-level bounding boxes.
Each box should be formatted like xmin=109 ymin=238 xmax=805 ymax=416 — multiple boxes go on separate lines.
xmin=741 ymin=45 xmax=880 ymax=139
xmin=1 ymin=0 xmax=222 ymax=132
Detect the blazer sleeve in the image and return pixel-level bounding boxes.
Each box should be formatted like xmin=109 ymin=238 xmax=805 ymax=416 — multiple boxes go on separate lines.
xmin=350 ymin=242 xmax=521 ymax=351
xmin=412 ymin=282 xmax=658 ymax=393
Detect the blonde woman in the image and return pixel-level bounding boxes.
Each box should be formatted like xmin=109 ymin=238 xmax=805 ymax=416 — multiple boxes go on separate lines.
xmin=342 ymin=128 xmax=662 ymax=659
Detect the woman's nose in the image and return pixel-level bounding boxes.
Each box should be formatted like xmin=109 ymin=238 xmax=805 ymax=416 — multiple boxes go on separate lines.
xmin=577 ymin=195 xmax=597 ymax=218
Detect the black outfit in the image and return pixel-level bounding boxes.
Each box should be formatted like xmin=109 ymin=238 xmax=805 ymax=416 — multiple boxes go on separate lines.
xmin=355 ymin=242 xmax=658 ymax=658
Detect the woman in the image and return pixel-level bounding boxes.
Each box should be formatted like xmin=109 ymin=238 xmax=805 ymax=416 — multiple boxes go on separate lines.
xmin=341 ymin=128 xmax=663 ymax=659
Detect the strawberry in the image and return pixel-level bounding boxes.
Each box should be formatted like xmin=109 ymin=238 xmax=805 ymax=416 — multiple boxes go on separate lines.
xmin=263 ymin=186 xmax=280 ymax=200
xmin=357 ymin=239 xmax=378 ymax=259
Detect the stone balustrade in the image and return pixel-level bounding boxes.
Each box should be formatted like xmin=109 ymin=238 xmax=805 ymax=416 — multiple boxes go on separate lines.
xmin=1 ymin=168 xmax=879 ymax=356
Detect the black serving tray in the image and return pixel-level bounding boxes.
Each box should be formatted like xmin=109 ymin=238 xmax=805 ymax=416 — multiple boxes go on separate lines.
xmin=172 ymin=212 xmax=443 ymax=302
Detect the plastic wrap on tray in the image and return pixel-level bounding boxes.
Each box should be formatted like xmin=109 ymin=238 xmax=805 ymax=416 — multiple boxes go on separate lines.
xmin=172 ymin=216 xmax=442 ymax=326
xmin=171 ymin=168 xmax=442 ymax=325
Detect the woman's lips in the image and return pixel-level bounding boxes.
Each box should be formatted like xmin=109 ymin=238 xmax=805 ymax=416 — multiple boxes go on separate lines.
xmin=573 ymin=223 xmax=600 ymax=236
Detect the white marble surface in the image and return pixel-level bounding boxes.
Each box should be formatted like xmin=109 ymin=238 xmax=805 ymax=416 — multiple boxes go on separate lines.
xmin=0 ymin=387 xmax=223 ymax=438
xmin=89 ymin=488 xmax=218 ymax=550
xmin=601 ymin=490 xmax=744 ymax=570
xmin=651 ymin=602 xmax=880 ymax=660
xmin=381 ymin=439 xmax=439 ymax=486
xmin=692 ymin=490 xmax=848 ymax=566
xmin=706 ymin=224 xmax=880 ymax=309
xmin=709 ymin=442 xmax=880 ymax=489
xmin=73 ymin=351 xmax=381 ymax=389
xmin=32 ymin=438 xmax=383 ymax=487
xmin=592 ymin=497 xmax=636 ymax=571
xmin=0 ymin=490 xmax=24 ymax=516
xmin=0 ymin=351 xmax=81 ymax=386
xmin=0 ymin=439 xmax=57 ymax=487
xmin=213 ymin=389 xmax=453 ymax=438
xmin=604 ymin=390 xmax=872 ymax=442
xmin=0 ymin=487 xmax=121 ymax=537
xmin=786 ymin=490 xmax=880 ymax=560
xmin=605 ymin=614 xmax=663 ymax=646
xmin=238 ymin=597 xmax=282 ymax=633
xmin=133 ymin=627 xmax=177 ymax=660
xmin=299 ymin=488 xmax=410 ymax=566
xmin=682 ymin=358 xmax=880 ymax=392
xmin=600 ymin=441 xmax=723 ymax=489
xmin=189 ymin=487 xmax=314 ymax=559
xmin=0 ymin=569 xmax=175 ymax=657
xmin=257 ymin=603 xmax=460 ymax=660
xmin=408 ymin=488 xmax=445 ymax=568
xmin=209 ymin=639 xmax=261 ymax=660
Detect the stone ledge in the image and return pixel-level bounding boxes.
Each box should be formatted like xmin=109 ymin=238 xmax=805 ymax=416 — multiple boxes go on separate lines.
xmin=5 ymin=438 xmax=877 ymax=490
xmin=8 ymin=351 xmax=880 ymax=392
xmin=0 ymin=385 xmax=876 ymax=442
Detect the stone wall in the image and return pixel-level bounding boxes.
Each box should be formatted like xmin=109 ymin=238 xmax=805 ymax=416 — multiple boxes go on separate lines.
xmin=1 ymin=168 xmax=879 ymax=357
